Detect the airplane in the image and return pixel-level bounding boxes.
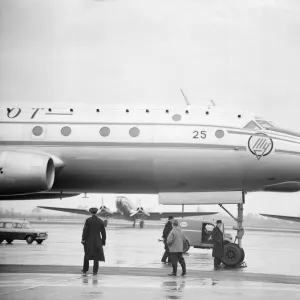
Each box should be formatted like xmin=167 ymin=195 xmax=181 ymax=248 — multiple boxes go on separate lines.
xmin=2 ymin=104 xmax=300 ymax=266
xmin=2 ymin=105 xmax=300 ymax=198
xmin=37 ymin=196 xmax=218 ymax=228
xmin=260 ymin=213 xmax=300 ymax=223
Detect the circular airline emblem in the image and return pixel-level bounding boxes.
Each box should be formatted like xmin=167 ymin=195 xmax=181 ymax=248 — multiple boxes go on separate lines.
xmin=248 ymin=134 xmax=273 ymax=160
xmin=180 ymin=222 xmax=188 ymax=228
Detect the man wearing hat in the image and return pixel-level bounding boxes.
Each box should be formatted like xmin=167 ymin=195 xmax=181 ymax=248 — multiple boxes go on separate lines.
xmin=81 ymin=207 xmax=106 ymax=275
xmin=211 ymin=220 xmax=224 ymax=270
xmin=161 ymin=216 xmax=174 ymax=263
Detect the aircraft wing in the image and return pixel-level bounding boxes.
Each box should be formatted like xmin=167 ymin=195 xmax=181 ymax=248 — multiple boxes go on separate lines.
xmin=145 ymin=211 xmax=218 ymax=221
xmin=260 ymin=213 xmax=300 ymax=223
xmin=38 ymin=206 xmax=90 ymax=215
xmin=38 ymin=206 xmax=122 ymax=218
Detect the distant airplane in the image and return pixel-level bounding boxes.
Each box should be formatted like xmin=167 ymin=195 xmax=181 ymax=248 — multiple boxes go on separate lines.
xmin=38 ymin=196 xmax=218 ymax=228
xmin=260 ymin=213 xmax=300 ymax=223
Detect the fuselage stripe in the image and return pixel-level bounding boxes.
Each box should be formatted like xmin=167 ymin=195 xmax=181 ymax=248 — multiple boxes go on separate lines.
xmin=0 ymin=141 xmax=247 ymax=151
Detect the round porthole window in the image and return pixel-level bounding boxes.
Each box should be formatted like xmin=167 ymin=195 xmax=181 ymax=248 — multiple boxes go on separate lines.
xmin=172 ymin=114 xmax=181 ymax=121
xmin=129 ymin=127 xmax=140 ymax=137
xmin=215 ymin=130 xmax=225 ymax=139
xmin=100 ymin=127 xmax=110 ymax=137
xmin=61 ymin=126 xmax=71 ymax=136
xmin=32 ymin=126 xmax=43 ymax=136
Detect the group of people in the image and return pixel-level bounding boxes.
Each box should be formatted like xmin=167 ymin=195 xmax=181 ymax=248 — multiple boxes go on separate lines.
xmin=80 ymin=208 xmax=224 ymax=276
xmin=161 ymin=216 xmax=186 ymax=276
xmin=161 ymin=216 xmax=225 ymax=273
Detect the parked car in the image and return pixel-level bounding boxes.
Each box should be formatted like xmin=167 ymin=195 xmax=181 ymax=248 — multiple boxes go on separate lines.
xmin=179 ymin=219 xmax=233 ymax=253
xmin=0 ymin=219 xmax=48 ymax=244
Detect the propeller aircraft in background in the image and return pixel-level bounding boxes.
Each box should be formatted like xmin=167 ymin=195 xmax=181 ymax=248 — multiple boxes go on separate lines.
xmin=38 ymin=196 xmax=217 ymax=228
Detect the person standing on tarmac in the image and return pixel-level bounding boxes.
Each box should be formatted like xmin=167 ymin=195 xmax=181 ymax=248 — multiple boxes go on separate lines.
xmin=167 ymin=219 xmax=186 ymax=276
xmin=161 ymin=216 xmax=174 ymax=263
xmin=211 ymin=219 xmax=224 ymax=270
xmin=81 ymin=207 xmax=106 ymax=275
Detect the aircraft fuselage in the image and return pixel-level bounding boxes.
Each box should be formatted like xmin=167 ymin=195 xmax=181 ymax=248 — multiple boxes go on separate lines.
xmin=1 ymin=107 xmax=300 ymax=196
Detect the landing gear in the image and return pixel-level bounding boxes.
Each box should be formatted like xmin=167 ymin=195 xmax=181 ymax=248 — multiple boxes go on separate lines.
xmin=139 ymin=221 xmax=144 ymax=228
xmin=222 ymin=243 xmax=244 ymax=267
xmin=219 ymin=194 xmax=246 ymax=268
xmin=133 ymin=221 xmax=136 ymax=228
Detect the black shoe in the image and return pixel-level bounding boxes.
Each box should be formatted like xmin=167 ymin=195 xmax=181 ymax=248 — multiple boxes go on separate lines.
xmin=93 ymin=272 xmax=97 ymax=275
xmin=181 ymin=272 xmax=186 ymax=276
xmin=81 ymin=270 xmax=87 ymax=274
xmin=168 ymin=273 xmax=177 ymax=276
xmin=161 ymin=260 xmax=167 ymax=263
xmin=214 ymin=266 xmax=220 ymax=270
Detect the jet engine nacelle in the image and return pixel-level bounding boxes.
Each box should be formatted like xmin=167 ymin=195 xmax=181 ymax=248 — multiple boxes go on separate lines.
xmin=0 ymin=151 xmax=55 ymax=196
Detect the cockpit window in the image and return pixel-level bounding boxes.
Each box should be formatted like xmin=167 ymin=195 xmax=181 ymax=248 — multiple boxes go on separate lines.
xmin=243 ymin=121 xmax=261 ymax=130
xmin=255 ymin=119 xmax=274 ymax=129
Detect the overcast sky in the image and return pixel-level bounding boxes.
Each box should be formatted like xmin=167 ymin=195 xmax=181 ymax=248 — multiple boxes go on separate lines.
xmin=1 ymin=0 xmax=300 ymax=216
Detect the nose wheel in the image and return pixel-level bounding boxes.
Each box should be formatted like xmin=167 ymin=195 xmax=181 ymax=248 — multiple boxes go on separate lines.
xmin=221 ymin=244 xmax=245 ymax=267
xmin=139 ymin=220 xmax=144 ymax=228
xmin=219 ymin=194 xmax=246 ymax=268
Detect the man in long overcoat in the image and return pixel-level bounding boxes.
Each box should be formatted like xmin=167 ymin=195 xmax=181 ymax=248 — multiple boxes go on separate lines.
xmin=81 ymin=207 xmax=106 ymax=275
xmin=161 ymin=216 xmax=174 ymax=263
xmin=211 ymin=219 xmax=224 ymax=270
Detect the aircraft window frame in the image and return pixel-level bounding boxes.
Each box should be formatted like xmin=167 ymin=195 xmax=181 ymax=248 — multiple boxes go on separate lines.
xmin=255 ymin=119 xmax=274 ymax=129
xmin=215 ymin=130 xmax=225 ymax=139
xmin=129 ymin=127 xmax=140 ymax=138
xmin=99 ymin=127 xmax=110 ymax=137
xmin=243 ymin=121 xmax=262 ymax=130
xmin=172 ymin=114 xmax=182 ymax=122
xmin=32 ymin=126 xmax=43 ymax=136
xmin=61 ymin=126 xmax=72 ymax=137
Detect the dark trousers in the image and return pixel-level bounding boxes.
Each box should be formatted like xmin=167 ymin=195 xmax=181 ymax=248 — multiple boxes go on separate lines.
xmin=161 ymin=242 xmax=170 ymax=262
xmin=83 ymin=259 xmax=99 ymax=273
xmin=214 ymin=257 xmax=222 ymax=267
xmin=170 ymin=252 xmax=186 ymax=275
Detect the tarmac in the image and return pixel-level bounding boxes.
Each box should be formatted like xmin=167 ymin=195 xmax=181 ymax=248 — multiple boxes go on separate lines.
xmin=1 ymin=221 xmax=300 ymax=299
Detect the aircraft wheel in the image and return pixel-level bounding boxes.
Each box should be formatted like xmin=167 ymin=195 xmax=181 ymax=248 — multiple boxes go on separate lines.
xmin=240 ymin=247 xmax=245 ymax=262
xmin=183 ymin=238 xmax=190 ymax=253
xmin=139 ymin=221 xmax=144 ymax=228
xmin=103 ymin=220 xmax=108 ymax=227
xmin=26 ymin=236 xmax=34 ymax=244
xmin=221 ymin=243 xmax=244 ymax=267
xmin=6 ymin=239 xmax=13 ymax=244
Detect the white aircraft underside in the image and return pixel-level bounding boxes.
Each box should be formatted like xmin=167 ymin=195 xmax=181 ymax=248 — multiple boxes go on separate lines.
xmin=1 ymin=106 xmax=300 ymax=199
